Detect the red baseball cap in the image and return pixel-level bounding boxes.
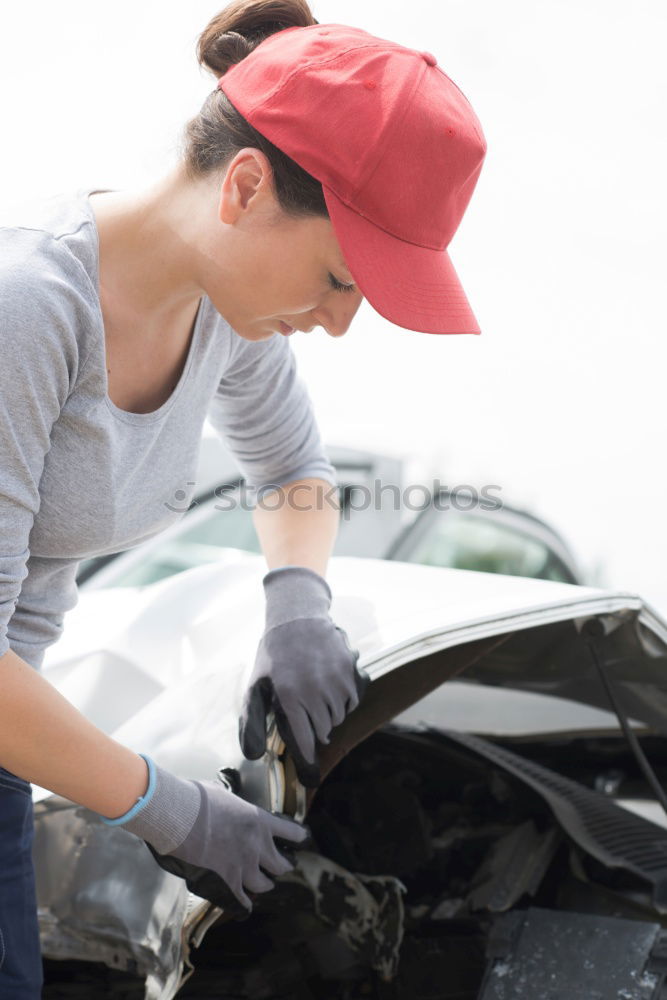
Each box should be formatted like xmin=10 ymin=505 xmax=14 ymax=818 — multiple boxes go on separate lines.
xmin=218 ymin=23 xmax=487 ymax=335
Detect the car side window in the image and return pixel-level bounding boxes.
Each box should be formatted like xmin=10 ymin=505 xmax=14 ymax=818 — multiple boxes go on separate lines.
xmin=402 ymin=511 xmax=572 ymax=583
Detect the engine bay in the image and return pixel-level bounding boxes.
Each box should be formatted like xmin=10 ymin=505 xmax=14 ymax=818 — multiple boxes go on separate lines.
xmin=43 ymin=722 xmax=667 ymax=999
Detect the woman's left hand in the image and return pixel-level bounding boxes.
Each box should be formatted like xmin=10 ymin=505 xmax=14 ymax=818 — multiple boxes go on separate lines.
xmin=238 ymin=565 xmax=370 ymax=787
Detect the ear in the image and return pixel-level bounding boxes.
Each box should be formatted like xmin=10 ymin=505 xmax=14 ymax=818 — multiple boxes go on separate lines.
xmin=218 ymin=148 xmax=276 ymax=226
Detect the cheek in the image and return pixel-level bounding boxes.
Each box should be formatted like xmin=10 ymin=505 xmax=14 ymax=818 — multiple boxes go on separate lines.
xmin=242 ymin=229 xmax=325 ymax=313
xmin=257 ymin=270 xmax=321 ymax=313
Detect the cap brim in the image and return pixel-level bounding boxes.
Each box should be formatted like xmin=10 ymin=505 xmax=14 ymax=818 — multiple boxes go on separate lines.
xmin=323 ymin=187 xmax=481 ymax=335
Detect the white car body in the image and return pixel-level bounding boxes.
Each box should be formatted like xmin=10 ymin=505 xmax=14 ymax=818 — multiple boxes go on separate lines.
xmin=35 ymin=556 xmax=667 ymax=997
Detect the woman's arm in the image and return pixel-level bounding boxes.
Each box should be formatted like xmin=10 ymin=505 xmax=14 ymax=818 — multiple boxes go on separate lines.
xmin=0 ymin=475 xmax=338 ymax=812
xmin=0 ymin=253 xmax=147 ymax=814
xmin=252 ymin=476 xmax=340 ymax=576
xmin=0 ymin=644 xmax=310 ymax=916
xmin=0 ymin=646 xmax=148 ymax=816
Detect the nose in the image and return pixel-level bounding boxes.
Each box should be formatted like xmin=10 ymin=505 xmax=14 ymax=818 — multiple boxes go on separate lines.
xmin=312 ymin=289 xmax=364 ymax=337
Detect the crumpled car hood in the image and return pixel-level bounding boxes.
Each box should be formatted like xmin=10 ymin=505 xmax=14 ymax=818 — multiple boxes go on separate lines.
xmin=41 ymin=554 xmax=667 ymax=799
xmin=35 ymin=555 xmax=667 ymax=997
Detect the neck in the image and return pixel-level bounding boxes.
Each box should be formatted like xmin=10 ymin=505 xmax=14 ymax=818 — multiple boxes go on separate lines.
xmin=90 ymin=164 xmax=219 ymax=329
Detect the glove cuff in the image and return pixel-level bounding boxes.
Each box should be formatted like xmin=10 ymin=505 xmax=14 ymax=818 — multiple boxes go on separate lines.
xmin=263 ymin=565 xmax=332 ymax=629
xmin=100 ymin=758 xmax=201 ymax=856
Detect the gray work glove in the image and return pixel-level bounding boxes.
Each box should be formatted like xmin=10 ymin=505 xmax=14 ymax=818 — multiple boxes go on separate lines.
xmin=239 ymin=565 xmax=371 ymax=788
xmin=102 ymin=758 xmax=310 ymax=918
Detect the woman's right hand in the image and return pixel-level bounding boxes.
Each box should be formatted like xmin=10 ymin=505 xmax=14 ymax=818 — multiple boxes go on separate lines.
xmin=101 ymin=756 xmax=309 ymax=915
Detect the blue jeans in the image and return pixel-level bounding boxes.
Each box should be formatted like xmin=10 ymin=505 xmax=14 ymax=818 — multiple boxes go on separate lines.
xmin=0 ymin=767 xmax=43 ymax=998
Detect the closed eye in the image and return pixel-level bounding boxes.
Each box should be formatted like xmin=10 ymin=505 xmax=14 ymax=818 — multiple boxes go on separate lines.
xmin=328 ymin=272 xmax=357 ymax=294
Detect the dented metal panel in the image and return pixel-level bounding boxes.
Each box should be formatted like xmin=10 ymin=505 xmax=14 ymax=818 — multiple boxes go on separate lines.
xmin=35 ymin=555 xmax=667 ymax=996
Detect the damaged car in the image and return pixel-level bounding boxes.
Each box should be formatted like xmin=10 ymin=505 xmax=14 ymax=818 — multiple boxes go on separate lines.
xmin=36 ymin=556 xmax=667 ymax=998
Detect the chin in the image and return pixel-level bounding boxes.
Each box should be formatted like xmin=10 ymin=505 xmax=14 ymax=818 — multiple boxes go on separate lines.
xmin=232 ymin=326 xmax=276 ymax=342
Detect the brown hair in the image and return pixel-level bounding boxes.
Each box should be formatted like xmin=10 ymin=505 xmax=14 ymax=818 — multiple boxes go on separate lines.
xmin=180 ymin=0 xmax=328 ymax=218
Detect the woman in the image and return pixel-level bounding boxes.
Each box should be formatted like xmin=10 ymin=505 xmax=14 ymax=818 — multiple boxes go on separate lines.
xmin=0 ymin=0 xmax=486 ymax=994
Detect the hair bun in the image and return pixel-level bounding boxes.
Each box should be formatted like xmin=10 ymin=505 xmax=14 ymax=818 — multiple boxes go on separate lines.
xmin=197 ymin=1 xmax=318 ymax=79
xmin=201 ymin=30 xmax=254 ymax=77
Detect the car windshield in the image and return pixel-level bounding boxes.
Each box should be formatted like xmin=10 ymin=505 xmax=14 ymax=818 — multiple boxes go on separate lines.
xmin=77 ymin=479 xmax=406 ymax=588
xmin=108 ymin=494 xmax=261 ymax=587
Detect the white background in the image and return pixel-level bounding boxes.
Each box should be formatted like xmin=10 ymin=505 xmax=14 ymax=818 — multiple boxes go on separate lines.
xmin=1 ymin=1 xmax=665 ymax=610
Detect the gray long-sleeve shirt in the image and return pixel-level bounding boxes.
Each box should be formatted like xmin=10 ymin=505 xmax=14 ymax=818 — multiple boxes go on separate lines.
xmin=0 ymin=187 xmax=337 ymax=670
